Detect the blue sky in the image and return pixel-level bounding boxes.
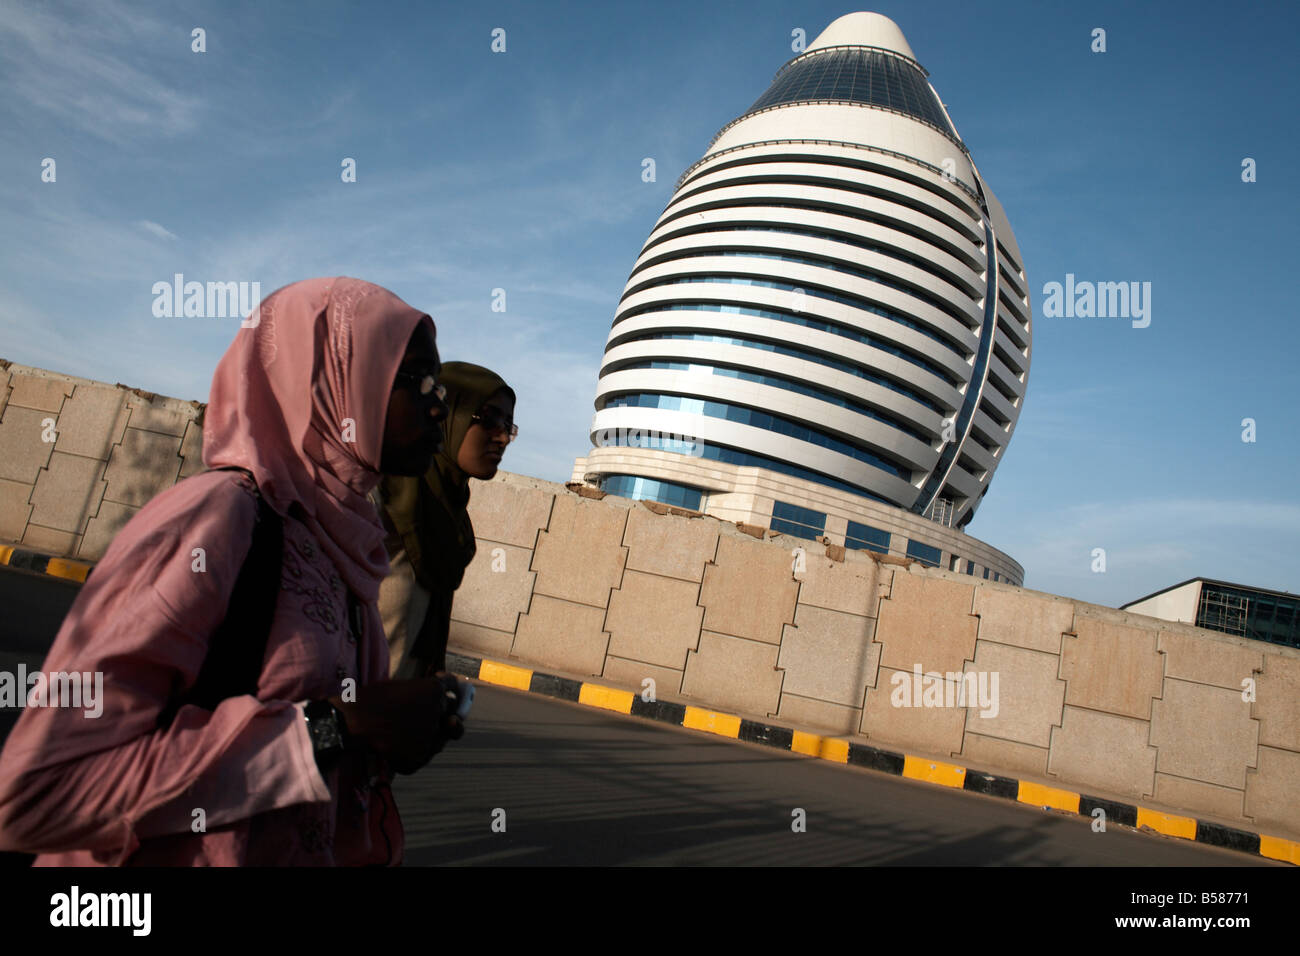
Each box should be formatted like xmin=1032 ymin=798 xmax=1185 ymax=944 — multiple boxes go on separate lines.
xmin=1 ymin=0 xmax=1296 ymax=609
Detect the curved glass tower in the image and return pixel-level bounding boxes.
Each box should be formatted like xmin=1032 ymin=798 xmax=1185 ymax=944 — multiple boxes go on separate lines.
xmin=576 ymin=12 xmax=1032 ymax=584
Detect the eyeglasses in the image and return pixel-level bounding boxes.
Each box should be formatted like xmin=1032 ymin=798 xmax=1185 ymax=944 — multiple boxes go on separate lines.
xmin=394 ymin=370 xmax=447 ymax=401
xmin=471 ymin=407 xmax=518 ymax=441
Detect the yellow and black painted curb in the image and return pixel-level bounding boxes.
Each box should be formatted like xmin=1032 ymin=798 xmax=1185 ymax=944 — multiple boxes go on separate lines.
xmin=0 ymin=545 xmax=92 ymax=583
xmin=447 ymin=650 xmax=1299 ymax=867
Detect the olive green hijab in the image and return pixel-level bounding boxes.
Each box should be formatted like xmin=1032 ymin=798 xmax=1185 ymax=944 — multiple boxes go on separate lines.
xmin=380 ymin=362 xmax=515 ymax=595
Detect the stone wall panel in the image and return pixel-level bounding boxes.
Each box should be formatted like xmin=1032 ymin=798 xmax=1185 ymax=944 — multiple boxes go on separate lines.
xmin=7 ymin=373 xmax=72 ymax=413
xmin=602 ymin=656 xmax=684 ymax=699
xmin=1157 ymin=628 xmax=1263 ymax=690
xmin=512 ymin=593 xmax=610 ymax=676
xmin=0 ymin=406 xmax=56 ymax=484
xmin=28 ymin=452 xmax=107 ymax=534
xmin=606 ymin=570 xmax=703 ymax=669
xmin=1152 ymin=774 xmax=1244 ymax=822
xmin=961 ymin=640 xmax=1065 ymax=749
xmin=973 ymin=586 xmax=1074 ymax=654
xmin=794 ymin=550 xmax=879 ymax=616
xmin=622 ymin=504 xmax=718 ymax=582
xmin=681 ymin=630 xmax=783 ymax=717
xmin=101 ymin=428 xmax=183 ymax=508
xmin=698 ymin=535 xmax=798 ymax=644
xmin=861 ymin=665 xmax=967 ymax=756
xmin=1047 ymin=706 xmax=1156 ymax=799
xmin=467 ymin=479 xmax=554 ymax=549
xmin=1245 ymin=746 xmax=1300 ymax=835
xmin=777 ymin=604 xmax=877 ymax=706
xmin=52 ymin=386 xmax=127 ymax=460
xmin=776 ymin=693 xmax=862 ymax=736
xmin=1059 ymin=616 xmax=1164 ymax=720
xmin=450 ymin=540 xmax=535 ymax=634
xmin=1149 ymin=679 xmax=1258 ymax=789
xmin=0 ymin=478 xmax=33 ymax=541
xmin=1255 ymin=653 xmax=1300 ymax=752
xmin=874 ymin=570 xmax=978 ymax=675
xmin=529 ymin=494 xmax=626 ymax=608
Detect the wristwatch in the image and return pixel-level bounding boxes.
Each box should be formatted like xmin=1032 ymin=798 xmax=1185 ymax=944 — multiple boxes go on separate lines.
xmin=304 ymin=699 xmax=348 ymax=772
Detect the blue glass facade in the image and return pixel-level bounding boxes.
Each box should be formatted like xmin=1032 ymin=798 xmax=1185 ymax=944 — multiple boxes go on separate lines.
xmin=600 ymin=474 xmax=704 ymax=511
xmin=770 ymin=501 xmax=827 ymax=541
xmin=623 ymin=327 xmax=949 ymax=408
xmin=650 ymin=276 xmax=968 ymax=356
xmin=615 ymin=359 xmax=930 ymax=443
xmin=906 ymin=540 xmax=942 ymax=568
xmin=596 ymin=431 xmax=893 ymax=503
xmin=846 ymin=520 xmax=891 ymax=555
xmin=1196 ymin=583 xmax=1300 ymax=649
xmin=604 ymin=392 xmax=914 ymax=480
xmin=744 ymin=47 xmax=958 ymax=140
xmin=622 ymin=302 xmax=960 ymax=386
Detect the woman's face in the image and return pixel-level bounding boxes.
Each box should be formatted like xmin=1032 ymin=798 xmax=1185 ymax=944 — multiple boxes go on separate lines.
xmin=381 ymin=323 xmax=448 ymax=475
xmin=457 ymin=389 xmax=515 ymax=480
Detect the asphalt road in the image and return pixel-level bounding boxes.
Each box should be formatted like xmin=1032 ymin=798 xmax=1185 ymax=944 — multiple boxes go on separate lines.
xmin=0 ymin=565 xmax=1279 ymax=866
xmin=0 ymin=565 xmax=80 ymax=746
xmin=0 ymin=564 xmax=79 ymax=656
xmin=392 ymin=682 xmax=1275 ymax=866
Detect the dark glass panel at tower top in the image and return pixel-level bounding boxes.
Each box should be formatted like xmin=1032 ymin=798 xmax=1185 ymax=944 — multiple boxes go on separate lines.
xmin=744 ymin=48 xmax=957 ymax=139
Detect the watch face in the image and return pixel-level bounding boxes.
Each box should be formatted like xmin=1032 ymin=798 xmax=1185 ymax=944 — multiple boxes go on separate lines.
xmin=308 ymin=705 xmax=345 ymax=753
xmin=315 ymin=718 xmax=343 ymax=751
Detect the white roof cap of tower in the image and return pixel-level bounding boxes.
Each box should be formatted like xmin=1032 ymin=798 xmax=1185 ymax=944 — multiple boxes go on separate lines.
xmin=807 ymin=12 xmax=918 ymax=61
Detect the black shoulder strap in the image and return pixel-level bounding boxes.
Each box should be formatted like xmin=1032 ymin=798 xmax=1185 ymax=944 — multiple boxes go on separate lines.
xmin=157 ymin=467 xmax=283 ymax=728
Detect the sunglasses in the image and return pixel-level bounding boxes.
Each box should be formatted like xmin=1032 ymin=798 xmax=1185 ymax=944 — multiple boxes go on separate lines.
xmin=471 ymin=406 xmax=518 ymax=441
xmin=393 ymin=369 xmax=447 ymax=401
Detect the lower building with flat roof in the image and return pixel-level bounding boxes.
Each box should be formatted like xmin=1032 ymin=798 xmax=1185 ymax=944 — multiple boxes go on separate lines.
xmin=1122 ymin=578 xmax=1300 ymax=649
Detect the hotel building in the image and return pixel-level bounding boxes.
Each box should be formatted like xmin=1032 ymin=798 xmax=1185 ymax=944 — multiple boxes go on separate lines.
xmin=572 ymin=12 xmax=1031 ymax=584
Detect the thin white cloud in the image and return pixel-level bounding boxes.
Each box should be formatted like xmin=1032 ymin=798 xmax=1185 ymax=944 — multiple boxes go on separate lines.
xmin=137 ymin=220 xmax=179 ymax=241
xmin=0 ymin=0 xmax=202 ymax=143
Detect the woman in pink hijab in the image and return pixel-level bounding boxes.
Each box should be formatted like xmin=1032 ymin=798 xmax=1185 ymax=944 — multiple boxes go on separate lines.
xmin=0 ymin=277 xmax=459 ymax=865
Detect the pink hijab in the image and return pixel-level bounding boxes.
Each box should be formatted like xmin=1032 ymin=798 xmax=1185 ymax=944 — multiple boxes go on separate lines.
xmin=0 ymin=277 xmax=433 ymax=863
xmin=203 ymin=276 xmax=436 ymax=601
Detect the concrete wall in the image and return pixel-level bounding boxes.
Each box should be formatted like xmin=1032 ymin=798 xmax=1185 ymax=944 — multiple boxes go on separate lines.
xmin=0 ymin=362 xmax=205 ymax=560
xmin=5 ymin=359 xmax=1297 ymax=840
xmin=453 ymin=473 xmax=1300 ymax=841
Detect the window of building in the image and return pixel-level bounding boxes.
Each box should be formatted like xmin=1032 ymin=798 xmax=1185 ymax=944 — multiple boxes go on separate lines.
xmin=709 ymin=250 xmax=969 ymax=324
xmin=626 ymin=303 xmax=960 ymax=388
xmin=595 ymin=430 xmax=895 ymax=504
xmin=604 ymin=392 xmax=914 ymax=480
xmin=982 ymin=567 xmax=990 ymax=579
xmin=1196 ymin=583 xmax=1300 ymax=648
xmin=653 ymin=276 xmax=968 ymax=358
xmin=618 ymin=359 xmax=931 ymax=444
xmin=906 ymin=540 xmax=942 ymax=568
xmin=770 ymin=501 xmax=827 ymax=542
xmin=1196 ymin=586 xmax=1249 ymax=636
xmin=846 ymin=521 xmax=890 ymax=555
xmin=624 ymin=324 xmax=950 ymax=404
xmin=965 ymin=561 xmax=975 ymax=575
xmin=600 ymin=474 xmax=703 ymax=511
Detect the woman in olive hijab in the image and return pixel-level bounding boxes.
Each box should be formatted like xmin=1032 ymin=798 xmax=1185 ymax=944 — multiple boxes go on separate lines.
xmin=374 ymin=363 xmax=517 ymax=679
